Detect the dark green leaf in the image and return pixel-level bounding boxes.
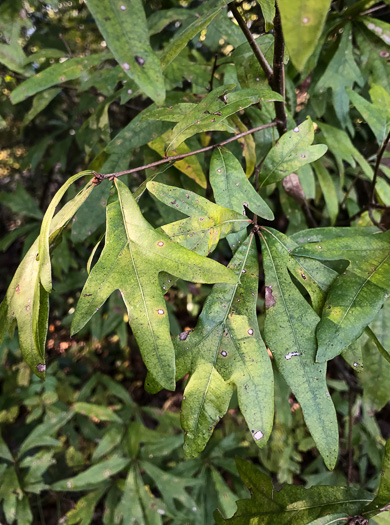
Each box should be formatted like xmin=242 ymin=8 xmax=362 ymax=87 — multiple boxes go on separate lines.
xmin=293 ymin=230 xmax=390 ymax=362
xmin=260 ymin=227 xmax=338 ymax=468
xmin=85 ymin=0 xmax=165 ymax=104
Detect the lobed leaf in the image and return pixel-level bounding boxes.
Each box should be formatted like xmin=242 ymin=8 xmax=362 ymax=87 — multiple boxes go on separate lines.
xmin=147 ymin=181 xmax=251 ymax=256
xmin=259 ymin=118 xmax=327 ymax=187
xmin=173 ymin=235 xmax=274 ymax=457
xmin=86 ymin=0 xmax=165 ymax=104
xmin=259 ymin=227 xmax=338 ymax=469
xmin=71 ymin=179 xmax=237 ymax=390
xmin=293 ymin=230 xmax=390 ymax=362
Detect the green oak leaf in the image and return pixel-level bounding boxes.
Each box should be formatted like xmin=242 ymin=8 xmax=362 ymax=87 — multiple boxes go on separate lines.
xmin=277 ymin=0 xmax=332 ymax=71
xmin=293 ymin=230 xmax=390 ymax=363
xmin=0 ymin=181 xmax=95 ymax=379
xmin=147 ymin=181 xmax=251 ymax=256
xmin=161 ymin=234 xmax=274 ymax=457
xmin=85 ymin=0 xmax=165 ymax=104
xmin=259 ymin=227 xmax=338 ymax=469
xmin=259 ymin=118 xmax=327 ymax=187
xmin=71 ymin=179 xmax=238 ymax=390
xmin=210 ymin=148 xmax=274 ymax=221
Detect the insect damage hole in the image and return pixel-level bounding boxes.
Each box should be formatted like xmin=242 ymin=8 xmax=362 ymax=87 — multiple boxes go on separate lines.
xmin=253 ymin=430 xmax=263 ymax=440
xmin=157 ymin=309 xmax=164 ymax=315
xmin=265 ymin=286 xmax=276 ymax=309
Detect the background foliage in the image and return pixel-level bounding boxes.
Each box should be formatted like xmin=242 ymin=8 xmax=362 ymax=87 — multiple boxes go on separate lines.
xmin=1 ymin=0 xmax=390 ymax=523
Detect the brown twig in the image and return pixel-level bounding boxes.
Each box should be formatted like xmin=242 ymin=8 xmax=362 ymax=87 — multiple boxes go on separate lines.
xmin=228 ymin=2 xmax=273 ymax=81
xmin=97 ymin=121 xmax=278 ymax=180
xmin=270 ymin=4 xmax=288 ymax=136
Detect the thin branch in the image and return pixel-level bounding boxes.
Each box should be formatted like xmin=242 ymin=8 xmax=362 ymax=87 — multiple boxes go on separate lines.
xmin=271 ymin=4 xmax=288 ymax=135
xmin=96 ymin=121 xmax=278 ymax=180
xmin=370 ymin=130 xmax=390 ymax=204
xmin=228 ymin=2 xmax=273 ymax=81
xmin=361 ymin=3 xmax=387 ymax=16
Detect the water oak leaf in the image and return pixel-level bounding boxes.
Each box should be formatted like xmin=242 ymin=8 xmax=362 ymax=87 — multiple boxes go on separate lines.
xmin=174 ymin=234 xmax=274 ymax=457
xmin=215 ymin=457 xmax=373 ymax=524
xmin=210 ymin=148 xmax=274 ymax=221
xmin=147 ymin=181 xmax=251 ymax=256
xmin=277 ymin=0 xmax=332 ymax=71
xmin=11 ymin=54 xmax=107 ymax=104
xmin=162 ymin=85 xmax=282 ymax=153
xmin=71 ymin=179 xmax=237 ymax=390
xmin=259 ymin=118 xmax=327 ymax=187
xmin=259 ymin=227 xmax=338 ymax=469
xmin=0 ymin=182 xmax=95 ymax=379
xmin=293 ymin=230 xmax=390 ymax=363
xmin=85 ymin=0 xmax=165 ymax=104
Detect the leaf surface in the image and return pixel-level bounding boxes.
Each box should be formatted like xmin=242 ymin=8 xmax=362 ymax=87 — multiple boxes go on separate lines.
xmin=214 ymin=457 xmax=373 ymax=524
xmin=0 ymin=180 xmax=95 ymax=379
xmin=259 ymin=227 xmax=338 ymax=468
xmin=293 ymin=230 xmax=390 ymax=362
xmin=259 ymin=118 xmax=327 ymax=187
xmin=362 ymin=438 xmax=390 ymax=517
xmin=161 ymin=85 xmax=282 ymax=153
xmin=147 ymin=181 xmax=251 ymax=256
xmin=86 ymin=0 xmax=165 ymax=104
xmin=170 ymin=235 xmax=274 ymax=457
xmin=277 ymin=0 xmax=331 ymax=71
xmin=71 ymin=179 xmax=237 ymax=390
xmin=210 ymin=148 xmax=274 ymax=221
xmin=11 ymin=54 xmax=106 ymax=104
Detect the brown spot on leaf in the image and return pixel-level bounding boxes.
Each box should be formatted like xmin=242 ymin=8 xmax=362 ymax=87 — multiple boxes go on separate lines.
xmin=265 ymin=286 xmax=276 ymax=309
xmin=282 ymin=173 xmax=305 ymax=204
xmin=16 ymin=284 xmax=20 ymax=294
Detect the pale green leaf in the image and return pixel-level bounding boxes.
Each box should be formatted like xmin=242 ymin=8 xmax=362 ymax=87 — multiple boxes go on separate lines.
xmin=277 ymin=0 xmax=331 ymax=71
xmin=71 ymin=179 xmax=237 ymax=390
xmin=39 ymin=172 xmax=94 ymax=292
xmin=147 ymin=181 xmax=251 ymax=256
xmin=362 ymin=17 xmax=390 ymax=47
xmin=210 ymin=148 xmax=274 ymax=221
xmin=11 ymin=55 xmax=106 ymax=104
xmin=147 ymin=8 xmax=194 ymax=36
xmin=86 ymin=0 xmax=165 ymax=104
xmin=0 ymin=180 xmax=95 ymax=379
xmin=293 ymin=230 xmax=390 ymax=362
xmin=259 ymin=118 xmax=328 ymax=187
xmin=73 ymin=402 xmax=123 ymax=423
xmin=20 ymin=411 xmax=74 ymax=456
xmin=214 ymin=457 xmax=373 ymax=524
xmin=176 ymin=235 xmax=274 ymax=457
xmin=51 ymin=457 xmax=130 ymax=491
xmin=260 ymin=227 xmax=338 ymax=468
